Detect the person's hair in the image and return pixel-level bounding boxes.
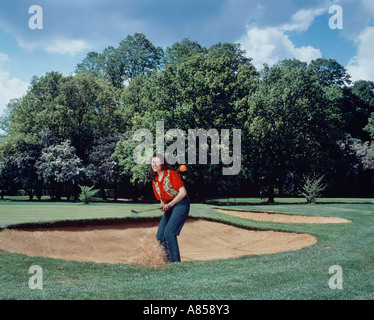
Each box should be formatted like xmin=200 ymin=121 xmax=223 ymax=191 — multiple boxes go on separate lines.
xmin=150 ymin=154 xmax=170 ymax=179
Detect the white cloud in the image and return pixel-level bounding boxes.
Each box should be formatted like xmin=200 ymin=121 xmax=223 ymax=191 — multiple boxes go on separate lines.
xmin=346 ymin=26 xmax=374 ymax=82
xmin=281 ymin=7 xmax=325 ymax=33
xmin=238 ymin=6 xmax=324 ymax=69
xmin=17 ymin=37 xmax=91 ymax=56
xmin=294 ymin=45 xmax=322 ymax=62
xmin=0 ymin=54 xmax=28 ymax=119
xmin=239 ymin=24 xmax=322 ymax=70
xmin=45 ymin=39 xmax=92 ymax=56
xmin=0 ymin=69 xmax=29 ymax=116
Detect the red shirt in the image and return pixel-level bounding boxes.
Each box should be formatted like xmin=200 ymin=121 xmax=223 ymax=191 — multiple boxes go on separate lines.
xmin=152 ymin=169 xmax=184 ymax=202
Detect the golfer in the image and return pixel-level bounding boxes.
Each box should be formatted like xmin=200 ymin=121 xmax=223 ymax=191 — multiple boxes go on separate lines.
xmin=151 ymin=154 xmax=190 ymax=263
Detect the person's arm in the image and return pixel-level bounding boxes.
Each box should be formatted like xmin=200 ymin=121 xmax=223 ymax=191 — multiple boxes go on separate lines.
xmin=160 ymin=187 xmax=187 ymax=212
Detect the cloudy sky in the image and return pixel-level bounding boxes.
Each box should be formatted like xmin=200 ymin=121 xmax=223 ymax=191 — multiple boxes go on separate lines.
xmin=0 ymin=0 xmax=374 ymax=116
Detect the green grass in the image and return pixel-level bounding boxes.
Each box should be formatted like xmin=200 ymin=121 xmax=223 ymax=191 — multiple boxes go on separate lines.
xmin=0 ymin=198 xmax=373 ymax=300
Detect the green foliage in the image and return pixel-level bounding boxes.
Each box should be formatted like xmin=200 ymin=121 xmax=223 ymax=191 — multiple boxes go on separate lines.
xmin=1 ymin=33 xmax=374 ymax=200
xmin=244 ymin=59 xmax=346 ymax=201
xmin=76 ymin=33 xmax=163 ymax=88
xmin=163 ymin=38 xmax=207 ymax=65
xmin=36 ymin=141 xmax=86 ymax=200
xmin=365 ymin=113 xmax=374 ymax=141
xmin=78 ymin=185 xmax=99 ymax=204
xmin=114 ymin=43 xmax=258 ymax=197
xmin=309 ymin=58 xmax=351 ymax=87
xmin=300 ymin=174 xmax=326 ymax=203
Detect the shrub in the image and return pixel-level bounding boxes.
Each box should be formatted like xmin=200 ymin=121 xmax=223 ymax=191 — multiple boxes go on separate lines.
xmin=79 ymin=185 xmax=99 ymax=204
xmin=300 ymin=174 xmax=326 ymax=204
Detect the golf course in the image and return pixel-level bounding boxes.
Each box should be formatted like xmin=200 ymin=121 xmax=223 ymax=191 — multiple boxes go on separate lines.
xmin=0 ymin=197 xmax=373 ymax=300
xmin=2 ymin=0 xmax=374 ymax=308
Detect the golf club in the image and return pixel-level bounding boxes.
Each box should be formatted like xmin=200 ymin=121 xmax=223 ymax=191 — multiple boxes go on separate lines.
xmin=131 ymin=208 xmax=161 ymax=214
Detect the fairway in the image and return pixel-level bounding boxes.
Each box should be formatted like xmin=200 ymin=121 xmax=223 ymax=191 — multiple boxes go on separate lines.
xmin=0 ymin=198 xmax=373 ymax=300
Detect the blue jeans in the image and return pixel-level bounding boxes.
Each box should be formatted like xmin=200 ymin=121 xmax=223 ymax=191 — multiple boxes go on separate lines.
xmin=156 ymin=196 xmax=190 ymax=262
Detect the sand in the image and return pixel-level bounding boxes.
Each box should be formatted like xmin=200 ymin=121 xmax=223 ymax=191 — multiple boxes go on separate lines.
xmin=214 ymin=209 xmax=351 ymax=224
xmin=0 ymin=218 xmax=317 ymax=266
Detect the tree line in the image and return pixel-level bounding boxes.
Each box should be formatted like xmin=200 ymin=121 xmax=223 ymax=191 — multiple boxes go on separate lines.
xmin=1 ymin=33 xmax=374 ymax=202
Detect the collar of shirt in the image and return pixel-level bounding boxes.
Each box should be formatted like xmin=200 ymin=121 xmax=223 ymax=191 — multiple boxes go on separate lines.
xmin=157 ymin=170 xmax=166 ymax=183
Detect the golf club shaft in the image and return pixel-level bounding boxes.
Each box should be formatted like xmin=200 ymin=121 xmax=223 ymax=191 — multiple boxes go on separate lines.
xmin=133 ymin=208 xmax=160 ymax=213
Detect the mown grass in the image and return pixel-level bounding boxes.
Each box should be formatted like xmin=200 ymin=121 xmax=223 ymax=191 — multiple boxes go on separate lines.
xmin=0 ymin=198 xmax=373 ymax=300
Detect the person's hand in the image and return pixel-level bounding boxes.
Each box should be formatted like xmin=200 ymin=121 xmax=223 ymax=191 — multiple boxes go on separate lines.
xmin=160 ymin=202 xmax=172 ymax=212
xmin=160 ymin=201 xmax=166 ymax=211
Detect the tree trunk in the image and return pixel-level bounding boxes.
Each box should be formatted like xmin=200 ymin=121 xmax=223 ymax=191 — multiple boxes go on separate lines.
xmin=36 ymin=180 xmax=43 ymax=200
xmin=267 ymin=184 xmax=275 ymax=203
xmin=26 ymin=188 xmax=33 ymax=200
xmin=114 ymin=178 xmax=118 ymax=201
xmin=55 ymin=182 xmax=62 ymax=201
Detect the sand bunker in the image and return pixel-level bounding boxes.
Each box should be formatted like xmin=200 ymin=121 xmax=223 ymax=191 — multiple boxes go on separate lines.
xmin=0 ymin=218 xmax=317 ymax=266
xmin=215 ymin=209 xmax=351 ymax=224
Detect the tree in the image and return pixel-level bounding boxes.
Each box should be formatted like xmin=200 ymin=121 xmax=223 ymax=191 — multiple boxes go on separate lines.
xmin=1 ymin=72 xmax=65 ymax=153
xmin=89 ymin=135 xmax=125 ymax=200
xmin=2 ymin=71 xmax=124 ymax=163
xmin=117 ymin=33 xmax=163 ymax=82
xmin=115 ymin=42 xmax=258 ymax=200
xmin=0 ymin=156 xmax=6 ymax=198
xmin=308 ymin=59 xmax=374 ymax=141
xmin=12 ymin=150 xmax=39 ymax=200
xmin=351 ymin=80 xmax=374 ymax=141
xmin=365 ymin=114 xmax=374 ymax=142
xmin=0 ymin=155 xmax=17 ymax=199
xmin=120 ymin=75 xmax=148 ymax=123
xmin=36 ymin=141 xmax=86 ymax=200
xmin=4 ymin=35 xmax=371 ymax=201
xmin=309 ymin=58 xmax=351 ymax=87
xmin=99 ymin=46 xmax=126 ymax=88
xmin=163 ymin=38 xmax=207 ymax=65
xmin=245 ymin=60 xmax=345 ymax=202
xmin=337 ymin=134 xmax=374 ymax=196
xmin=78 ymin=33 xmax=164 ymax=88
xmin=52 ymin=72 xmax=124 ymax=161
xmin=347 ymin=137 xmax=374 ymax=170
xmin=208 ymin=42 xmax=251 ymax=71
xmin=75 ymin=51 xmax=102 ymax=74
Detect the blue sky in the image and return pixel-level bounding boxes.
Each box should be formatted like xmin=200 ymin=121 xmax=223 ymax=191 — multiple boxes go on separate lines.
xmin=1 ymin=0 xmax=374 ymax=117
